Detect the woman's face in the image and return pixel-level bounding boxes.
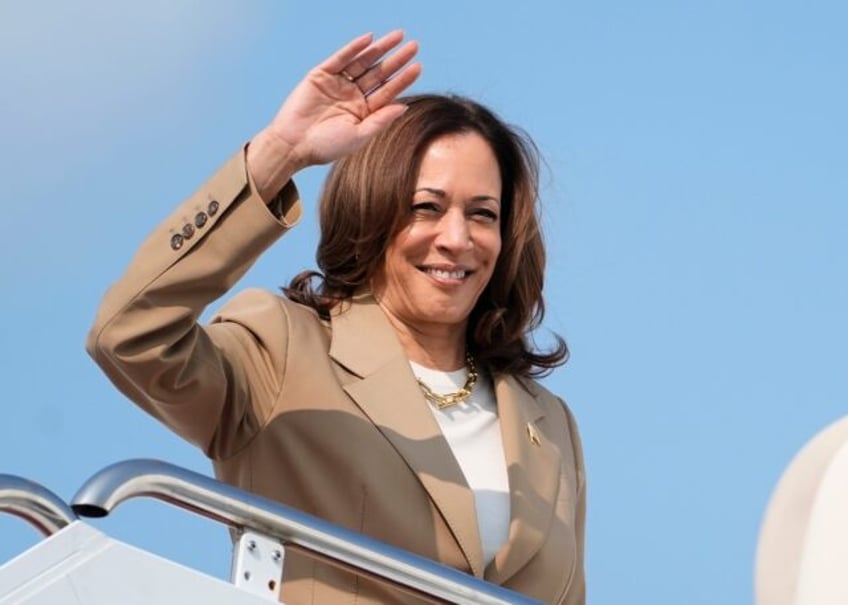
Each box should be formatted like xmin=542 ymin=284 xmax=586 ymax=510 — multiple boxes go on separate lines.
xmin=373 ymin=131 xmax=503 ymax=336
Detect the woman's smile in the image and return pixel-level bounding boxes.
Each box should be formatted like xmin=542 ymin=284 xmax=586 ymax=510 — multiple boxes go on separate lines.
xmin=418 ymin=265 xmax=472 ymax=283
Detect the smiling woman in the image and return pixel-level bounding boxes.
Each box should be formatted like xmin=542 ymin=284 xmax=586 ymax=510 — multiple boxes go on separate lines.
xmin=87 ymin=31 xmax=585 ymax=604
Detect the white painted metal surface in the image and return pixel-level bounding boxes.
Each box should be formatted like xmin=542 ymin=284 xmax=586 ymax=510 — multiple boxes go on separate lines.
xmin=756 ymin=416 xmax=848 ymax=605
xmin=0 ymin=522 xmax=275 ymax=605
xmin=231 ymin=530 xmax=285 ymax=601
xmin=793 ymin=431 xmax=848 ymax=605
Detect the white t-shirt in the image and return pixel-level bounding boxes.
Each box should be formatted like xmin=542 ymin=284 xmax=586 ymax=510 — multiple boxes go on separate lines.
xmin=409 ymin=361 xmax=511 ymax=566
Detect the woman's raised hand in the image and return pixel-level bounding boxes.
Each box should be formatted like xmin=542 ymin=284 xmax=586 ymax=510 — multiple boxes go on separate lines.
xmin=248 ymin=31 xmax=421 ymax=201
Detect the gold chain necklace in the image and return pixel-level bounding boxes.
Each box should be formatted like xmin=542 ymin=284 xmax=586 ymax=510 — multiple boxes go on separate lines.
xmin=416 ymin=353 xmax=478 ymax=410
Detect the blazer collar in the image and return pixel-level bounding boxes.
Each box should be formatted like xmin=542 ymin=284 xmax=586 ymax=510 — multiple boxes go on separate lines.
xmin=329 ymin=294 xmax=561 ymax=582
xmin=329 ymin=294 xmax=485 ymax=576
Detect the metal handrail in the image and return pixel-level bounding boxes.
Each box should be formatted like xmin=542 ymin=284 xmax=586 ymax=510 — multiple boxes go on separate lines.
xmin=0 ymin=474 xmax=76 ymax=537
xmin=71 ymin=459 xmax=540 ymax=604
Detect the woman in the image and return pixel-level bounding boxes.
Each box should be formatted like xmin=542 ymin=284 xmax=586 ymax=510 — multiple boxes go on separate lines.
xmin=87 ymin=31 xmax=585 ymax=604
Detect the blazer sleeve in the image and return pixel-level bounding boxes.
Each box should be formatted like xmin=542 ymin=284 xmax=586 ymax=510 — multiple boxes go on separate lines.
xmin=86 ymin=148 xmax=303 ymax=459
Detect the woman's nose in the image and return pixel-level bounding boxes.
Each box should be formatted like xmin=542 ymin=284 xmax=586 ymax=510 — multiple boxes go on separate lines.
xmin=434 ymin=209 xmax=472 ymax=252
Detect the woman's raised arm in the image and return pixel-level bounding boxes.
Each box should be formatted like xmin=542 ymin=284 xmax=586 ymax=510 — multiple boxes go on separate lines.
xmin=86 ymin=32 xmax=419 ymax=457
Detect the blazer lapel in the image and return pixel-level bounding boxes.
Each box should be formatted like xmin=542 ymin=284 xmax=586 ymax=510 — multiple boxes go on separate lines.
xmin=328 ymin=295 xmax=485 ymax=576
xmin=485 ymin=374 xmax=562 ymax=585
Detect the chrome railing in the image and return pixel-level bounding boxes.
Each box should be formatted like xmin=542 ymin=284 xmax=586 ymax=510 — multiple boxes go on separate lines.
xmin=72 ymin=459 xmax=540 ymax=604
xmin=0 ymin=474 xmax=76 ymax=537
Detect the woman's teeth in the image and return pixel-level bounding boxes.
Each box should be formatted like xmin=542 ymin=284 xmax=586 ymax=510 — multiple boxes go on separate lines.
xmin=426 ymin=268 xmax=466 ymax=279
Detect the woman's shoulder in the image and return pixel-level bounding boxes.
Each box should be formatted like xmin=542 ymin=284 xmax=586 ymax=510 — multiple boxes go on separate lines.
xmin=210 ymin=287 xmax=327 ymax=331
xmin=514 ymin=374 xmax=582 ymax=442
xmin=513 ymin=375 xmax=574 ymax=415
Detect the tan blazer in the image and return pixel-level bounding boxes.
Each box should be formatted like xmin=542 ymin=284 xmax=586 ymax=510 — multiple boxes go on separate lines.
xmin=87 ymin=149 xmax=586 ymax=604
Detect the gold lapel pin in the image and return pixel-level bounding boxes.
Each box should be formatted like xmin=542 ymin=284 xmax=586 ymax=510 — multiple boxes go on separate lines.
xmin=526 ymin=422 xmax=541 ymax=447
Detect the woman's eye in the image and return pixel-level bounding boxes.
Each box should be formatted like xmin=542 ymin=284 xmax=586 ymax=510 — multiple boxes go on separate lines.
xmin=411 ymin=202 xmax=441 ymax=214
xmin=471 ymin=208 xmax=499 ymax=222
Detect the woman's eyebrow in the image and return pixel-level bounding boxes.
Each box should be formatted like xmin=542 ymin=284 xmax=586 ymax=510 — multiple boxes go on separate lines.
xmin=414 ymin=187 xmax=499 ymax=203
xmin=414 ymin=187 xmax=446 ymax=197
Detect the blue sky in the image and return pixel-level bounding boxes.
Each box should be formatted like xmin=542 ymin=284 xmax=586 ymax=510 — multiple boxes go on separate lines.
xmin=1 ymin=1 xmax=846 ymax=603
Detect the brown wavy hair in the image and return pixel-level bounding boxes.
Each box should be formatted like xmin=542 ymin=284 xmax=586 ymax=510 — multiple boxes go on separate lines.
xmin=285 ymin=94 xmax=567 ymax=377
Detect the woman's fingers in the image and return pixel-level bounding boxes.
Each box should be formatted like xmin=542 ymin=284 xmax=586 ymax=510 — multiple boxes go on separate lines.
xmin=342 ymin=30 xmax=406 ymax=79
xmin=320 ymin=30 xmax=418 ymax=100
xmin=354 ymin=40 xmax=419 ymax=94
xmin=319 ymin=32 xmax=375 ymax=74
xmin=319 ymin=30 xmax=408 ymax=77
